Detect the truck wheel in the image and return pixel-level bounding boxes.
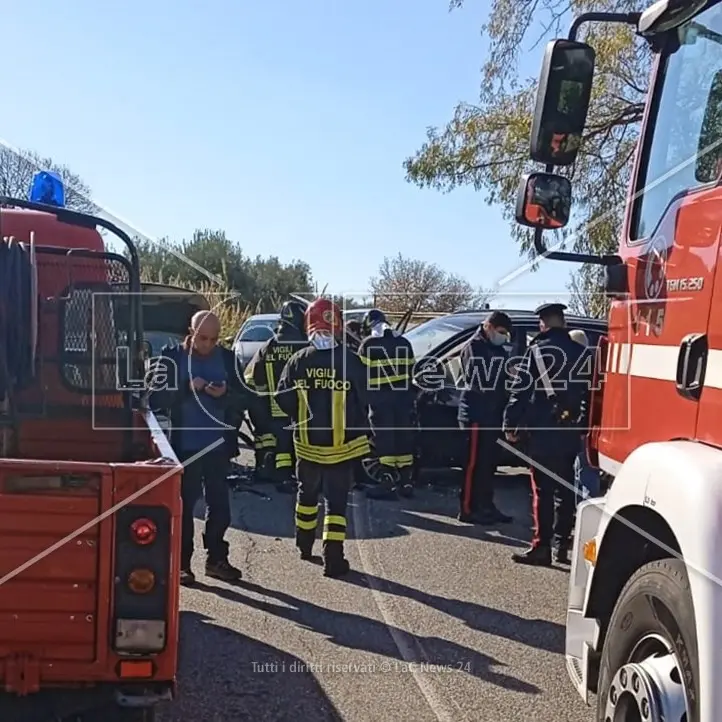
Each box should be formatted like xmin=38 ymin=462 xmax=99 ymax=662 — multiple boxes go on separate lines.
xmin=596 ymin=558 xmax=698 ymax=722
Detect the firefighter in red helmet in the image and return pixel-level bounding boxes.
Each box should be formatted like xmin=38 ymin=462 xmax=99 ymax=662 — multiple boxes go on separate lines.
xmin=275 ymin=298 xmax=370 ymax=577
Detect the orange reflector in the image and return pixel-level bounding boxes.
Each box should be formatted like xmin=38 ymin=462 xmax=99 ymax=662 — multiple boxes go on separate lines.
xmin=583 ymin=539 xmax=597 ymax=564
xmin=128 ymin=569 xmax=156 ymax=594
xmin=118 ymin=660 xmax=154 ymax=678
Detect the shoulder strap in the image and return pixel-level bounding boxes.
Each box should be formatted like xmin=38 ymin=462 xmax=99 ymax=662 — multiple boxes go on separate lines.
xmin=531 ymin=344 xmax=556 ymax=399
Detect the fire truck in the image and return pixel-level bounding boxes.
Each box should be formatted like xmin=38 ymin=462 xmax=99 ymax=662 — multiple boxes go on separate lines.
xmin=0 ymin=172 xmax=183 ymax=721
xmin=513 ymin=1 xmax=722 ymax=720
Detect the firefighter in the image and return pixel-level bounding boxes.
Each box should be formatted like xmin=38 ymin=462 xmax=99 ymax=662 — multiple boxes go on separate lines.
xmin=357 ymin=309 xmax=416 ymax=499
xmin=243 ymin=300 xmax=308 ymax=493
xmin=275 ymin=298 xmax=370 ymax=577
xmin=503 ymin=303 xmax=587 ymax=566
xmin=457 ymin=310 xmax=514 ymax=525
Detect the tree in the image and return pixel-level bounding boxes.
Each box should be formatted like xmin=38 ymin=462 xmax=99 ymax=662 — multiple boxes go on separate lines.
xmin=0 ymin=146 xmax=96 ymax=213
xmin=369 ymin=253 xmax=490 ymax=312
xmin=134 ymin=229 xmax=314 ymax=312
xmin=404 ymin=0 xmax=648 ymax=313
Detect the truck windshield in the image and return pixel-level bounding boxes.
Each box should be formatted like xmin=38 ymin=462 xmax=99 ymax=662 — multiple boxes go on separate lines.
xmin=632 ymin=3 xmax=722 ymax=239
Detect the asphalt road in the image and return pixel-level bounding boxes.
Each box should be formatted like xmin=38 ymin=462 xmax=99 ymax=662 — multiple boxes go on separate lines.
xmin=157 ymin=459 xmax=596 ymax=722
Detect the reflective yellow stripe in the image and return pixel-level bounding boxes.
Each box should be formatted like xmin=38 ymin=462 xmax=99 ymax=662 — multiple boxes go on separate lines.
xmin=359 ymin=356 xmax=415 ymax=367
xmin=294 ymin=435 xmax=370 ymax=464
xmin=297 ymin=387 xmax=310 ymax=446
xmin=332 ymin=388 xmax=345 ymax=448
xmin=396 ymin=454 xmax=414 ymax=468
xmin=378 ymin=456 xmax=397 ymax=466
xmin=276 ymin=453 xmax=293 ymax=468
xmin=266 ymin=360 xmax=286 ymax=417
xmin=325 ymin=515 xmax=346 ymax=527
xmin=323 ymin=531 xmax=345 ymax=542
xmin=296 ymin=504 xmax=318 ymax=515
xmin=296 ymin=519 xmax=317 ymax=530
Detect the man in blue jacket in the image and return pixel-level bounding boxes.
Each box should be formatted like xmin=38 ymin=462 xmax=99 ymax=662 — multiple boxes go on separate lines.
xmin=457 ymin=310 xmax=514 ymax=525
xmin=149 ymin=311 xmax=245 ymax=586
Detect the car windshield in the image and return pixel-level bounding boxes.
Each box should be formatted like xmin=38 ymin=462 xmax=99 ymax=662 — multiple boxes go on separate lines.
xmin=404 ymin=316 xmax=478 ymax=358
xmin=144 ymin=331 xmax=184 ymax=357
xmin=239 ymin=321 xmax=276 ymax=342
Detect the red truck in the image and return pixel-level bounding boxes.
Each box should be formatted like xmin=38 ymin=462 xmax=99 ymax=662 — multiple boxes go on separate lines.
xmin=0 ymin=172 xmax=183 ymax=721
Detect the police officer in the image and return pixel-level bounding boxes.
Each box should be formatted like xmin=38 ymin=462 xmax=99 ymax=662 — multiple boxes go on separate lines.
xmin=503 ymin=303 xmax=587 ymax=566
xmin=357 ymin=309 xmax=416 ymax=499
xmin=457 ymin=310 xmax=514 ymax=525
xmin=243 ymin=300 xmax=308 ymax=493
xmin=275 ymin=298 xmax=370 ymax=577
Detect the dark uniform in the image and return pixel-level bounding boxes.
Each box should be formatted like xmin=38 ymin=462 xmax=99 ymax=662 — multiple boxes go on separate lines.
xmin=357 ymin=310 xmax=416 ymax=499
xmin=276 ymin=303 xmax=370 ymax=577
xmin=503 ymin=303 xmax=588 ymax=566
xmin=344 ymin=320 xmax=362 ymax=353
xmin=243 ymin=301 xmax=308 ymax=493
xmin=457 ymin=311 xmax=513 ymax=525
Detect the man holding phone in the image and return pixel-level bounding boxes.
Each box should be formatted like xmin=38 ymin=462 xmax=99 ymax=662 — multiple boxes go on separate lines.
xmin=150 ymin=310 xmax=243 ymax=586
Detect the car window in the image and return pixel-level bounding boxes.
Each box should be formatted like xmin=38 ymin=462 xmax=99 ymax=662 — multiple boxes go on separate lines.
xmin=404 ymin=317 xmax=477 ymax=358
xmin=144 ymin=331 xmax=184 ymax=357
xmin=238 ymin=322 xmax=275 ymax=342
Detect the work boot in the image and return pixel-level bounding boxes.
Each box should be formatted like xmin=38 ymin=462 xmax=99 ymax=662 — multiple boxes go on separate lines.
xmin=555 ymin=540 xmax=571 ymax=565
xmin=511 ymin=545 xmax=552 ymax=567
xmin=397 ymin=468 xmax=414 ymax=498
xmin=323 ymin=541 xmax=350 ymax=578
xmin=296 ymin=529 xmax=315 ymax=561
xmin=180 ymin=568 xmax=196 ymax=586
xmin=478 ymin=504 xmax=513 ymax=525
xmin=205 ymin=559 xmax=243 ymax=582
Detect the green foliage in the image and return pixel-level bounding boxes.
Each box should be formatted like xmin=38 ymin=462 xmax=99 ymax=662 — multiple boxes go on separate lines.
xmin=133 ymin=229 xmax=315 ymax=313
xmin=406 ymin=0 xmax=649 ymax=312
xmin=369 ymin=253 xmax=491 ymax=313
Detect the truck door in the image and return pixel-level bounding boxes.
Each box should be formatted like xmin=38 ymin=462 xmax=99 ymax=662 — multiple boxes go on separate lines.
xmin=599 ymin=8 xmax=722 ymax=467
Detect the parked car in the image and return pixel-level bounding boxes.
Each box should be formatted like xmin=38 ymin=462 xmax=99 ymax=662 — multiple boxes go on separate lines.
xmin=231 ymin=313 xmax=280 ymax=371
xmin=404 ymin=309 xmax=607 ymax=470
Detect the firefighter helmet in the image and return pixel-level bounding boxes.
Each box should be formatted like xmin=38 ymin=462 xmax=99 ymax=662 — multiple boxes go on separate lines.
xmin=279 ymin=299 xmax=306 ymax=332
xmin=306 ymin=298 xmax=342 ymax=336
xmin=361 ymin=308 xmax=387 ymax=337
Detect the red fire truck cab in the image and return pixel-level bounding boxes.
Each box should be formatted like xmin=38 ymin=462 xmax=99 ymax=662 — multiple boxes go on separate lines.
xmin=0 ymin=173 xmax=182 ymax=721
xmin=514 ymin=1 xmax=722 ymax=720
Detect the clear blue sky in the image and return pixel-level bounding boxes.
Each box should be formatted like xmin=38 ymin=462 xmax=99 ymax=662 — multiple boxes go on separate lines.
xmin=3 ymin=0 xmax=574 ymax=310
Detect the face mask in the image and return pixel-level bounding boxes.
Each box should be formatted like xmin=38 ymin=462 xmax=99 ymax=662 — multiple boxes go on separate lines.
xmin=370 ymin=322 xmax=391 ymax=337
xmin=489 ymin=329 xmax=509 ymax=346
xmin=310 ymin=331 xmax=337 ymax=350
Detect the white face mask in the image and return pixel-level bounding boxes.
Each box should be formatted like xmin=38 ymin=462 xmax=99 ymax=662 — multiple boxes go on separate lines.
xmin=488 ymin=329 xmax=509 ymax=346
xmin=310 ymin=331 xmax=337 ymax=350
xmin=370 ymin=322 xmax=391 ymax=337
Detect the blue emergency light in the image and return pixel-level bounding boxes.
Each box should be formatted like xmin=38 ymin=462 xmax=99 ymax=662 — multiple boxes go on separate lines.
xmin=29 ymin=170 xmax=66 ymax=208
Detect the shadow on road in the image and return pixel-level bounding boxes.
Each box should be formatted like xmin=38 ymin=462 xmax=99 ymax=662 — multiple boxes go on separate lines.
xmin=219 ymin=466 xmax=534 ymax=547
xmin=339 ymin=572 xmax=564 ymax=655
xmin=193 ymin=580 xmax=541 ymax=695
xmin=159 ymin=610 xmax=343 ymax=722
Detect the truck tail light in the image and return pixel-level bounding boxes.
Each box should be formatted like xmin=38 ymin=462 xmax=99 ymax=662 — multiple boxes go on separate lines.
xmin=130 ymin=517 xmax=157 ymax=545
xmin=128 ymin=568 xmax=156 ymax=594
xmin=113 ymin=506 xmax=170 ymax=655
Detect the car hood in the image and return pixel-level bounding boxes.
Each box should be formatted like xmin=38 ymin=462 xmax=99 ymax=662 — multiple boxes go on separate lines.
xmin=234 ymin=340 xmax=265 ymax=365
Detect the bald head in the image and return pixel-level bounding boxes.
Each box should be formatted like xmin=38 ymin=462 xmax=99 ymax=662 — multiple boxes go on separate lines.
xmin=189 ymin=311 xmax=220 ymax=355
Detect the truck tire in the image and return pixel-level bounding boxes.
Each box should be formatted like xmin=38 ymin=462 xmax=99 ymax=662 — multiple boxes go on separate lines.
xmin=596 ymin=558 xmax=698 ymax=722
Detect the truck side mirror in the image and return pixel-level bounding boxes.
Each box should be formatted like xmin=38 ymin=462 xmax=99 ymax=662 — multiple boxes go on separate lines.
xmin=530 ymin=39 xmax=595 ymax=166
xmin=515 ymin=172 xmax=572 ymax=229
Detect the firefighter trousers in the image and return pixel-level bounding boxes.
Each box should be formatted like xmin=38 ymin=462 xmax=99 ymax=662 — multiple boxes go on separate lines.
xmin=270 ymin=416 xmax=295 ymax=481
xmin=459 ymin=423 xmax=498 ymax=516
xmin=294 ymin=459 xmax=354 ymax=558
xmin=528 ymin=448 xmax=577 ymax=548
xmin=368 ymin=398 xmax=415 ymax=471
